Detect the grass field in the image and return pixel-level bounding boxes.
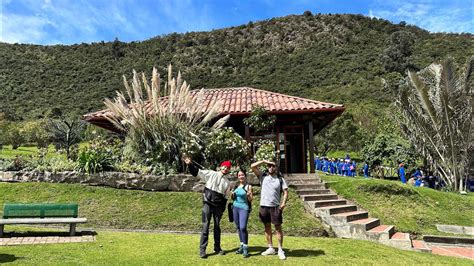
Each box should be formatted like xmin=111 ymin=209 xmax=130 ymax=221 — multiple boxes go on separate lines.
xmin=0 ymin=230 xmax=471 ymax=265
xmin=0 ymin=182 xmax=325 ymax=236
xmin=0 ymin=145 xmax=67 ymax=160
xmin=321 ymin=174 xmax=474 ymax=237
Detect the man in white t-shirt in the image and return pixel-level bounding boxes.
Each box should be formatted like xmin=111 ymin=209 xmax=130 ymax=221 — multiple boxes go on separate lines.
xmin=251 ymin=160 xmax=288 ymax=260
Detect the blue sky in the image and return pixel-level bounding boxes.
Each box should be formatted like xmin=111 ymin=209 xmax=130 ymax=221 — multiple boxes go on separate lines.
xmin=1 ymin=0 xmax=472 ymax=45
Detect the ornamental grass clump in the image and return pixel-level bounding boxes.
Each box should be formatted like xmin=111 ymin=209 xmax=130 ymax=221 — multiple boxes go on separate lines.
xmin=104 ymin=65 xmax=229 ymax=169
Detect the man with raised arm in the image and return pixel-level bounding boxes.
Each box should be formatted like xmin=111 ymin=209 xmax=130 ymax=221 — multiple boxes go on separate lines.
xmin=183 ymin=156 xmax=231 ymax=259
xmin=250 ymin=159 xmax=289 ymax=260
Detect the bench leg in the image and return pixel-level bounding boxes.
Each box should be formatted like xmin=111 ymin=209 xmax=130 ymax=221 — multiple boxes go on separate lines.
xmin=69 ymin=223 xmax=76 ymax=236
xmin=0 ymin=225 xmax=4 ymax=237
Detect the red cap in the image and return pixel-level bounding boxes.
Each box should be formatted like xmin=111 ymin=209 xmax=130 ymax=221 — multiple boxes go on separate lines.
xmin=220 ymin=161 xmax=232 ymax=168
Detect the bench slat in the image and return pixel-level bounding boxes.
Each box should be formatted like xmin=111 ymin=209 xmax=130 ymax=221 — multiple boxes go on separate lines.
xmin=3 ymin=203 xmax=78 ymax=218
xmin=0 ymin=218 xmax=87 ymax=224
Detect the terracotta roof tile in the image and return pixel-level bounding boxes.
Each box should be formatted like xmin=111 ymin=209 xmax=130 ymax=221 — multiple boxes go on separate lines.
xmin=83 ymin=87 xmax=344 ymax=121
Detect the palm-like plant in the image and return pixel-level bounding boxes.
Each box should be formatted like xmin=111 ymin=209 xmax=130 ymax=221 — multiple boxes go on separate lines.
xmin=394 ymin=56 xmax=473 ymax=192
xmin=103 ymin=65 xmax=229 ymax=167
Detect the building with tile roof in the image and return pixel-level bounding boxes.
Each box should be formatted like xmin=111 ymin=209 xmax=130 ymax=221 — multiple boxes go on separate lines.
xmin=83 ymin=87 xmax=345 ymax=173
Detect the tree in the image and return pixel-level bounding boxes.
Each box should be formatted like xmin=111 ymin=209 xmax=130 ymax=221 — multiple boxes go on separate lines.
xmin=46 ymin=118 xmax=85 ymax=159
xmin=361 ymin=133 xmax=417 ymax=178
xmin=111 ymin=37 xmax=125 ymax=60
xmin=394 ymin=56 xmax=473 ymax=192
xmin=380 ymin=30 xmax=417 ymax=74
xmin=243 ymin=105 xmax=276 ymax=132
xmin=314 ymin=112 xmax=362 ymax=155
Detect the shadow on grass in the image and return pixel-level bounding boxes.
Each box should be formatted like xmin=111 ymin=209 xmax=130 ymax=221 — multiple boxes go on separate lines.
xmin=2 ymin=230 xmax=97 ymax=238
xmin=242 ymin=246 xmax=325 ymax=258
xmin=0 ymin=254 xmax=22 ymax=263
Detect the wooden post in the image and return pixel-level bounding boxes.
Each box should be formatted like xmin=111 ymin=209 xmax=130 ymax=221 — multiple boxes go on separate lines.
xmin=308 ymin=121 xmax=315 ymax=173
xmin=245 ymin=125 xmax=250 ymax=143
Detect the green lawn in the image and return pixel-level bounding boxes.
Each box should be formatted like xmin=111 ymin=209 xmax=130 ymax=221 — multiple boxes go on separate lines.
xmin=0 ymin=182 xmax=325 ymax=236
xmin=0 ymin=230 xmax=471 ymax=265
xmin=0 ymin=145 xmax=67 ymax=160
xmin=321 ymin=174 xmax=474 ymax=237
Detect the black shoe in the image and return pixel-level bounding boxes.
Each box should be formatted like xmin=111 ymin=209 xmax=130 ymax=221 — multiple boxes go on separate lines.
xmin=215 ymin=250 xmax=225 ymax=255
xmin=200 ymin=250 xmax=207 ymax=259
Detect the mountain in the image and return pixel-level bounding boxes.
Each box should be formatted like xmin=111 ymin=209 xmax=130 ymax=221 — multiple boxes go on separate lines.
xmin=0 ymin=13 xmax=472 ymax=120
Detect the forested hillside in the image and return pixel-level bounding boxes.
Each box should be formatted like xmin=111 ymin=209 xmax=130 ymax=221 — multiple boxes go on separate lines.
xmin=1 ymin=13 xmax=471 ymax=121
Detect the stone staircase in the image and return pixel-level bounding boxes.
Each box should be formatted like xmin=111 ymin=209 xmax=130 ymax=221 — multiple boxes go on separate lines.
xmin=284 ymin=173 xmax=429 ymax=252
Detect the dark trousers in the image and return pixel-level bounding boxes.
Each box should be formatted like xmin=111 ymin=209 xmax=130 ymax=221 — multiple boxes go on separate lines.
xmin=200 ymin=203 xmax=225 ymax=252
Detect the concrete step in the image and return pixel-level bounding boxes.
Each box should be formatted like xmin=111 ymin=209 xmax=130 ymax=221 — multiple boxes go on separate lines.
xmin=317 ymin=204 xmax=358 ymax=215
xmin=283 ymin=175 xmax=321 ymax=181
xmin=332 ymin=211 xmax=369 ymax=222
xmin=367 ymin=225 xmax=395 ymax=241
xmin=292 ymin=183 xmax=327 ymax=190
xmin=349 ymin=218 xmax=381 ymax=231
xmin=385 ymin=232 xmax=413 ymax=250
xmin=313 ymin=199 xmax=347 ymax=208
xmin=287 ymin=180 xmax=323 ymax=186
xmin=423 ymin=235 xmax=474 ymax=246
xmin=303 ymin=194 xmax=338 ymax=202
xmin=412 ymin=240 xmax=432 ymax=253
xmin=296 ymin=189 xmax=332 ymax=195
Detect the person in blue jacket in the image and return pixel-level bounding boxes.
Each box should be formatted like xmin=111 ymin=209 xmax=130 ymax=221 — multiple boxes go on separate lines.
xmin=399 ymin=163 xmax=406 ymax=184
xmin=350 ymin=161 xmax=357 ymax=177
xmin=363 ymin=162 xmax=369 ymax=178
xmin=344 ymin=161 xmax=351 ymax=176
xmin=330 ymin=158 xmax=336 ymax=174
xmin=314 ymin=156 xmax=321 ymax=171
xmin=321 ymin=157 xmax=327 ymax=172
xmin=337 ymin=159 xmax=343 ymax=176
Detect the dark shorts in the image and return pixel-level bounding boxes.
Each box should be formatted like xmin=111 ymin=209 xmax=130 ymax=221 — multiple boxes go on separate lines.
xmin=259 ymin=206 xmax=283 ymax=225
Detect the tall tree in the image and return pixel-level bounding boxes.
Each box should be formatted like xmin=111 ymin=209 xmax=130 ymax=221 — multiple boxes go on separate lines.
xmin=394 ymin=56 xmax=473 ymax=192
xmin=380 ymin=30 xmax=417 ymax=74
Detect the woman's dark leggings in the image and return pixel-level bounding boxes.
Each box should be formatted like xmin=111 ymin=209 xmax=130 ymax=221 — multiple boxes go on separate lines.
xmin=233 ymin=206 xmax=249 ymax=244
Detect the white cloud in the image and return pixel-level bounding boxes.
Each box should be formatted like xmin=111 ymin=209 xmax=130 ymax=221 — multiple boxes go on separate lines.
xmin=0 ymin=13 xmax=53 ymax=44
xmin=369 ymin=0 xmax=473 ymax=33
xmin=0 ymin=0 xmax=216 ymax=44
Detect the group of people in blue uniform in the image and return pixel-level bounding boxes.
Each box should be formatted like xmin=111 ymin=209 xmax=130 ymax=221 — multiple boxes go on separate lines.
xmin=314 ymin=155 xmax=370 ymax=178
xmin=398 ymin=163 xmax=446 ymax=189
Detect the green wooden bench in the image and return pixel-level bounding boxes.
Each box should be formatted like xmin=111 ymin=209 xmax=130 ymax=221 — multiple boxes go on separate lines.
xmin=0 ymin=203 xmax=87 ymax=237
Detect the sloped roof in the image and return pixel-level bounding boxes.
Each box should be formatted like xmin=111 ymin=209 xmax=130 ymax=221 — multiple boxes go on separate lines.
xmin=83 ymin=87 xmax=344 ymax=122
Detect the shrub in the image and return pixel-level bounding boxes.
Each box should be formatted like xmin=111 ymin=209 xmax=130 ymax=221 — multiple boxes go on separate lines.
xmin=204 ymin=127 xmax=250 ymax=168
xmin=77 ymin=137 xmax=116 ymax=174
xmin=0 ymin=156 xmax=32 ymax=171
xmin=254 ymin=139 xmax=277 ymax=162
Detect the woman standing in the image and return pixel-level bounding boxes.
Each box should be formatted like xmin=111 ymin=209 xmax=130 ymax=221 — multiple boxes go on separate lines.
xmin=232 ymin=170 xmax=253 ymax=258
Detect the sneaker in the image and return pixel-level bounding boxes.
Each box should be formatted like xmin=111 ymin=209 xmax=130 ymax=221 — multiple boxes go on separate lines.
xmin=199 ymin=250 xmax=207 ymax=259
xmin=215 ymin=250 xmax=225 ymax=256
xmin=278 ymin=249 xmax=286 ymax=260
xmin=242 ymin=245 xmax=249 ymax=258
xmin=235 ymin=244 xmax=243 ymax=254
xmin=261 ymin=247 xmax=276 ymax=256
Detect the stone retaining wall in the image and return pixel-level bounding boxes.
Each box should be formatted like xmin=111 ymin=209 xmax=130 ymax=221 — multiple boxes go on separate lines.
xmin=0 ymin=171 xmax=260 ymax=192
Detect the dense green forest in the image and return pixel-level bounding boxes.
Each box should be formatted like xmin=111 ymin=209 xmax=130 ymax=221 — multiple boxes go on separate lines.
xmin=1 ymin=13 xmax=472 ymax=120
xmin=0 ymin=13 xmax=472 ymax=156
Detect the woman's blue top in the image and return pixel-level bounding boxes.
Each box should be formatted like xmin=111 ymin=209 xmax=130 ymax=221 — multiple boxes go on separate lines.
xmin=233 ymin=185 xmax=249 ymax=210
